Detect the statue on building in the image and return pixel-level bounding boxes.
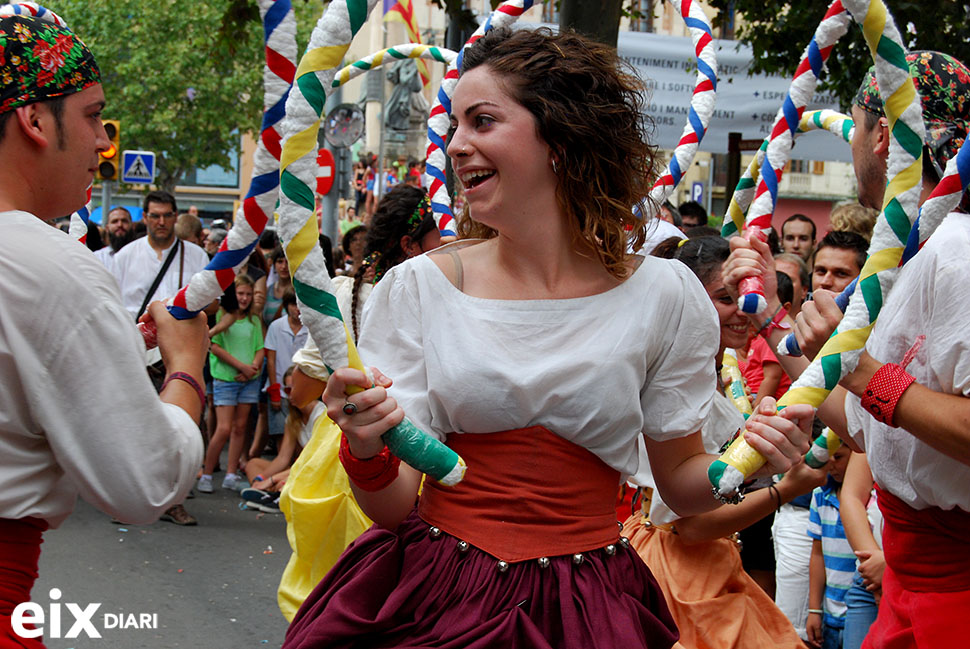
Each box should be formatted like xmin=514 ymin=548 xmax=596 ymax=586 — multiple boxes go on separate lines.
xmin=384 ymin=58 xmax=427 ymax=132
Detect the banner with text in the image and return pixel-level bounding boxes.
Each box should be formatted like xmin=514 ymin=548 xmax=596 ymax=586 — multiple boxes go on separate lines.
xmin=617 ymin=31 xmax=851 ymax=162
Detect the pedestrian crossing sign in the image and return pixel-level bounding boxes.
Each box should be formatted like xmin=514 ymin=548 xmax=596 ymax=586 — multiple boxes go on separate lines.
xmin=121 ymin=150 xmax=156 ymax=183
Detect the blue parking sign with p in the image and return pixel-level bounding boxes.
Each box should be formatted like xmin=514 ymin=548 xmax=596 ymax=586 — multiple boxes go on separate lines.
xmin=691 ymin=182 xmax=704 ymax=204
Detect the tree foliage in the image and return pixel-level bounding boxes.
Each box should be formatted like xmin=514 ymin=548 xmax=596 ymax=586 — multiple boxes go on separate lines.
xmin=46 ymin=0 xmax=266 ymax=191
xmin=706 ymin=1 xmax=970 ymax=108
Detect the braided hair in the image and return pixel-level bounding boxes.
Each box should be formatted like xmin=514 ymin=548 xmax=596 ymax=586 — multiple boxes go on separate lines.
xmin=351 ymin=184 xmax=435 ymax=341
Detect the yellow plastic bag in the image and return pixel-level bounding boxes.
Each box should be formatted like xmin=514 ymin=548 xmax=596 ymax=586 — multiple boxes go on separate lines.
xmin=277 ymin=413 xmax=372 ymax=621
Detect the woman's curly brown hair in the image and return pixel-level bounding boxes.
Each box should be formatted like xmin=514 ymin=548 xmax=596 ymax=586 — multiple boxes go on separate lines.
xmin=455 ymin=27 xmax=660 ymax=279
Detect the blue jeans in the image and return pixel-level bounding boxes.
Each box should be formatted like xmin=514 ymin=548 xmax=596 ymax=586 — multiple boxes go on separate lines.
xmin=213 ymin=377 xmax=261 ymax=406
xmin=843 ymin=572 xmax=878 ymax=649
xmin=268 ymin=398 xmax=290 ymax=436
xmin=822 ymin=623 xmax=844 ymax=649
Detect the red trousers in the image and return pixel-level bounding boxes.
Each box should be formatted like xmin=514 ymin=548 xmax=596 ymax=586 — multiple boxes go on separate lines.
xmin=862 ymin=488 xmax=970 ymax=649
xmin=0 ymin=518 xmax=47 ymax=649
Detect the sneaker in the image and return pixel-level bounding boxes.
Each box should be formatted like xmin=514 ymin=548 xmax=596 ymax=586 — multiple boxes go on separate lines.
xmin=159 ymin=504 xmax=198 ymax=526
xmin=240 ymin=488 xmax=280 ymax=513
xmin=221 ymin=473 xmax=239 ymax=491
xmin=197 ymin=475 xmax=213 ymax=494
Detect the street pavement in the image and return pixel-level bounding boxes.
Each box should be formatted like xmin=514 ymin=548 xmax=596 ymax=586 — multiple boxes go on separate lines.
xmin=34 ymin=477 xmax=292 ymax=649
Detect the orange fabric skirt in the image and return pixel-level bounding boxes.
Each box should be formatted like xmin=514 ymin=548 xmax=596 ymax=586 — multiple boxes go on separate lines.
xmin=621 ymin=514 xmax=803 ymax=649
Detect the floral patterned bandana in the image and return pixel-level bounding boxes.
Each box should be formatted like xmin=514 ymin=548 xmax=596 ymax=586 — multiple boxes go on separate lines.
xmin=854 ymin=50 xmax=970 ymax=176
xmin=406 ymin=194 xmax=435 ymax=238
xmin=0 ymin=14 xmax=100 ymax=115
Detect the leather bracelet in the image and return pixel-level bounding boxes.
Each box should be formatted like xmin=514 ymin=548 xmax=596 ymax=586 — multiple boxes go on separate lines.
xmin=161 ymin=371 xmax=206 ymax=411
xmin=768 ymin=484 xmax=781 ymax=512
xmin=757 ymin=304 xmax=790 ymax=339
xmin=860 ymin=362 xmax=916 ymax=426
xmin=338 ymin=434 xmax=401 ymax=492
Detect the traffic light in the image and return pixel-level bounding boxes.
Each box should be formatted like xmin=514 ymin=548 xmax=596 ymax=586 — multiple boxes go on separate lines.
xmin=97 ymin=119 xmax=120 ymax=181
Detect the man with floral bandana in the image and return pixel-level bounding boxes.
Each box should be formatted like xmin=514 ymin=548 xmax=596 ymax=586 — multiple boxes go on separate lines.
xmin=0 ymin=7 xmax=206 ymax=645
xmin=725 ymin=50 xmax=970 ymax=649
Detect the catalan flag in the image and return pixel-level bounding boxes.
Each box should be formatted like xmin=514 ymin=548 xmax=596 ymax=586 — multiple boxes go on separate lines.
xmin=383 ymin=0 xmax=430 ymax=87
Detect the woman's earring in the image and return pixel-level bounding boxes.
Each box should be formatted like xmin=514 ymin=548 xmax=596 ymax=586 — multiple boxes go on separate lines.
xmin=551 ymin=158 xmax=558 ymax=174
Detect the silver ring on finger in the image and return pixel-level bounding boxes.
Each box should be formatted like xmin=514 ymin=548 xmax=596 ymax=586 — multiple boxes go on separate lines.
xmin=342 ymin=400 xmax=358 ymax=416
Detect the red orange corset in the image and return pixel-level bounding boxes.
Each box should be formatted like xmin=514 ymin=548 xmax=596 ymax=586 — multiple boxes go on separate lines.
xmin=418 ymin=426 xmax=623 ymax=562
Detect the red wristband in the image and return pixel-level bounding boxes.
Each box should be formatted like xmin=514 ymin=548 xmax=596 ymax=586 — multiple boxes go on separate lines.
xmin=757 ymin=304 xmax=790 ymax=339
xmin=338 ymin=434 xmax=401 ymax=492
xmin=860 ymin=363 xmax=916 ymax=426
xmin=267 ymin=383 xmax=282 ymax=402
xmin=161 ymin=371 xmax=206 ymax=411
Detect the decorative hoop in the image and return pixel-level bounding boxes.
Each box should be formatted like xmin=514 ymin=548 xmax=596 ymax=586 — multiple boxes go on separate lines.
xmin=332 ymin=43 xmax=457 ymax=89
xmin=423 ymin=0 xmax=537 ymax=236
xmin=130 ymin=0 xmax=297 ymax=340
xmin=735 ymin=1 xmax=853 ymax=314
xmin=645 ymin=0 xmax=718 ymax=214
xmin=276 ymin=0 xmax=465 ymax=486
xmin=721 ymin=109 xmax=855 ymax=238
xmin=710 ymin=0 xmax=926 ymax=497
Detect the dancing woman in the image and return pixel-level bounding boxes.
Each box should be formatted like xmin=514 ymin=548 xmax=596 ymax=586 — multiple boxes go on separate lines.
xmin=284 ymin=27 xmax=812 ymax=649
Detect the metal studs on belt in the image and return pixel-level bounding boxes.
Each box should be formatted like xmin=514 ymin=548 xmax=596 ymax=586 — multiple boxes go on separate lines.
xmin=617 ymin=521 xmax=624 ymax=531
xmin=496 ymin=560 xmax=509 ymax=573
xmin=428 ymin=526 xmax=442 ymax=539
xmin=619 ymin=536 xmax=630 ymax=548
xmin=457 ymin=540 xmax=469 ymax=553
xmin=572 ymin=553 xmax=585 ymax=565
xmin=537 ymin=557 xmax=550 ymax=569
xmin=604 ymin=544 xmax=616 ymax=556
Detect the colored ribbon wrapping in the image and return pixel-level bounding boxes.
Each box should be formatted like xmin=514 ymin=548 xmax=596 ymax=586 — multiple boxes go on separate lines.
xmin=275 ymin=0 xmax=464 ymax=485
xmin=166 ymin=0 xmax=298 ymax=321
xmin=721 ymin=348 xmax=753 ymax=419
xmin=777 ymin=125 xmax=970 ymax=360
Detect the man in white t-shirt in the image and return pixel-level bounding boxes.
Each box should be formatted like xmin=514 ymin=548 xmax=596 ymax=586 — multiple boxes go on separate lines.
xmin=112 ymin=190 xmax=209 ymax=320
xmin=0 ymin=9 xmax=207 ymax=636
xmin=110 ymin=194 xmax=209 ymax=526
xmin=263 ymin=291 xmax=308 ymax=438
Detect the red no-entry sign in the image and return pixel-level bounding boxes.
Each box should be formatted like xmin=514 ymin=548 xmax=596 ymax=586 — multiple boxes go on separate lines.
xmin=316 ymin=148 xmax=335 ymax=195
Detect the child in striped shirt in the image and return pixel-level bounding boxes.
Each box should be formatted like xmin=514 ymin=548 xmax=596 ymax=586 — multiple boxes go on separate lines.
xmin=807 ymin=445 xmax=855 ymax=649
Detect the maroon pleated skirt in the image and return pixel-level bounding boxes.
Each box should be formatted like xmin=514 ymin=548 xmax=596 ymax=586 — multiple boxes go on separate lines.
xmin=282 ymin=510 xmax=678 ymax=649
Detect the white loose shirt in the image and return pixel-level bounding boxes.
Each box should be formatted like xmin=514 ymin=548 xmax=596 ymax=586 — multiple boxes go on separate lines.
xmin=93 ymin=245 xmax=119 ymax=274
xmin=637 ymin=391 xmax=744 ymax=525
xmin=844 ymin=211 xmax=970 ymax=511
xmin=0 ymin=211 xmax=203 ymax=527
xmin=357 ymin=250 xmax=719 ymax=477
xmin=640 ymin=217 xmax=686 ymax=255
xmin=111 ymin=235 xmax=209 ymax=317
